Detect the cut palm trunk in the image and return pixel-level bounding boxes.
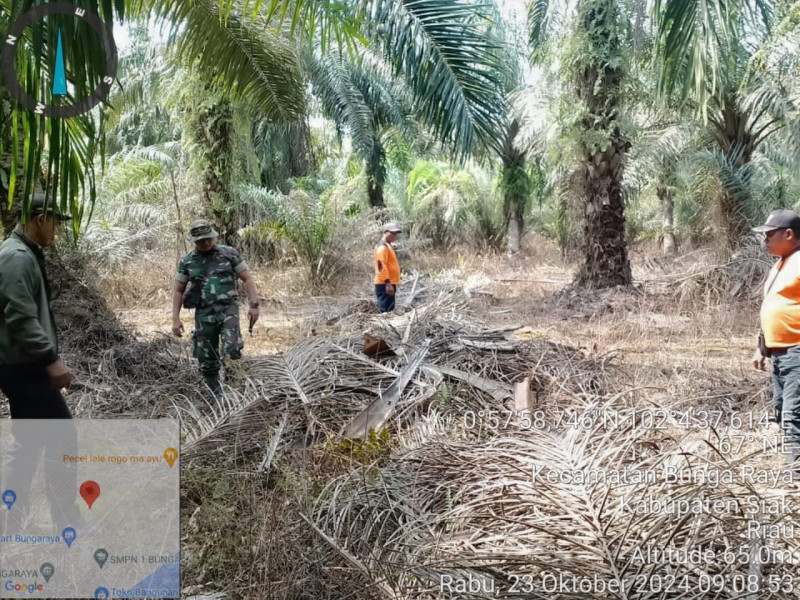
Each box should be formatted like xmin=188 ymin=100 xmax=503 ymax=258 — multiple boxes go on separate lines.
xmin=342 ymin=339 xmax=431 ymax=439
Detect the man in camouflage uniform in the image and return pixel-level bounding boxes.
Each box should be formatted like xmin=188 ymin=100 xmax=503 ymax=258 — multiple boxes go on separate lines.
xmin=171 ymin=220 xmax=260 ymax=394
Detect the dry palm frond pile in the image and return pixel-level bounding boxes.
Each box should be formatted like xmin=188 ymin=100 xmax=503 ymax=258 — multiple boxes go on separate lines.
xmin=42 ymin=253 xmax=214 ymax=420
xmin=40 ymin=262 xmax=795 ymax=600
xmin=49 ymin=253 xmax=132 ymax=359
xmin=179 ymin=285 xmax=619 ymax=467
xmin=176 ymin=289 xmax=628 ymax=598
xmin=668 ymin=240 xmax=773 ymax=308
xmin=183 ymin=287 xmax=794 ymax=600
xmin=311 ymin=409 xmax=799 ymax=600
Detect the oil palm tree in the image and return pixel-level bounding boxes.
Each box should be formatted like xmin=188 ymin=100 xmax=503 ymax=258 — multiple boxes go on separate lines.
xmin=625 ymin=122 xmax=698 ymax=255
xmin=309 ymin=50 xmax=414 ymax=208
xmin=490 ymin=14 xmax=533 ymax=256
xmin=0 ymin=0 xmax=305 ymax=235
xmin=654 ymin=0 xmax=800 ymax=249
xmin=529 ymin=0 xmax=634 ymax=287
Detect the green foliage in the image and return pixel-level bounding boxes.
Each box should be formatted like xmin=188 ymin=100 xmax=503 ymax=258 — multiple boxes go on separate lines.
xmin=546 ymin=192 xmax=575 ymax=258
xmin=653 ymin=0 xmax=774 ymax=116
xmin=250 ymin=120 xmax=317 ymax=193
xmin=500 ymin=165 xmax=533 ymax=205
xmin=104 ymin=27 xmax=180 ymax=155
xmin=81 ymin=143 xmax=182 ymax=266
xmin=560 ymin=0 xmax=632 ymax=154
xmin=365 ymin=0 xmax=507 ymax=160
xmin=328 ymin=428 xmax=392 ymax=464
xmin=527 ymin=164 xmax=579 ymax=258
xmin=138 ymin=0 xmax=306 ymax=122
xmin=273 ymin=190 xmax=336 ymax=281
xmin=241 ymin=183 xmax=359 ymax=285
xmin=238 ymin=220 xmax=282 ymax=263
xmin=259 ymin=0 xmax=508 ymax=160
xmin=405 ymin=161 xmax=492 ymax=250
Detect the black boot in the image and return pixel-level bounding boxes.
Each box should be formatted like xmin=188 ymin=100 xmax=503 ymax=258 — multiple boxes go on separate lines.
xmin=203 ymin=374 xmax=221 ymax=396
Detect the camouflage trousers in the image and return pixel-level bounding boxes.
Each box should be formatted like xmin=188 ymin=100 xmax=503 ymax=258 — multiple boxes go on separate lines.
xmin=192 ymin=304 xmax=244 ymax=378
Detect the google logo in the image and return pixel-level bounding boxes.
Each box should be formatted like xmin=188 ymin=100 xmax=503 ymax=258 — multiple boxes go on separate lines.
xmin=4 ymin=580 xmax=43 ymax=593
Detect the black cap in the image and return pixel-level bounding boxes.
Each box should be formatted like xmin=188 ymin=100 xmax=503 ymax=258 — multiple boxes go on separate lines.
xmin=752 ymin=209 xmax=800 ymax=234
xmin=15 ymin=193 xmax=72 ymax=221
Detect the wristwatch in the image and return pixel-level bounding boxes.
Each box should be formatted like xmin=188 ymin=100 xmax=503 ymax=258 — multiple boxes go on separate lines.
xmin=249 ymin=302 xmax=260 ymax=308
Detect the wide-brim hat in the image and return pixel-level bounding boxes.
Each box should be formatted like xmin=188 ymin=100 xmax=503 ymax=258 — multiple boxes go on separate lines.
xmin=188 ymin=219 xmax=219 ymax=242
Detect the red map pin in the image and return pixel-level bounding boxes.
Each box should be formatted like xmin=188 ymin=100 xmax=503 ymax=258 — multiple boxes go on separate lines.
xmin=80 ymin=480 xmax=100 ymax=509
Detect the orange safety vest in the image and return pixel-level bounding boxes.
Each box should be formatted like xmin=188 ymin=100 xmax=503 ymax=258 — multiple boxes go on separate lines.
xmin=374 ymin=239 xmax=400 ymax=285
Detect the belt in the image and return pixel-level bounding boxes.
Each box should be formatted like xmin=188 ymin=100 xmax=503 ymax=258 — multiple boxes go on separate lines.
xmin=770 ymin=346 xmax=797 ymax=357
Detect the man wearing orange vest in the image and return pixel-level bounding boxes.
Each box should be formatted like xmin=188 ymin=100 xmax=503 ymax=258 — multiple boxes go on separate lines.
xmin=753 ymin=209 xmax=800 ymax=469
xmin=374 ymin=222 xmax=402 ymax=313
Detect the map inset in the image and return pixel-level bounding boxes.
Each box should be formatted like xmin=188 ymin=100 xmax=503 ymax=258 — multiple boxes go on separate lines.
xmin=0 ymin=419 xmax=179 ymax=598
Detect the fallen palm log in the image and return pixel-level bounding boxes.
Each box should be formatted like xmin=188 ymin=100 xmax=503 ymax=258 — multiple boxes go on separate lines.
xmin=428 ymin=364 xmax=513 ymax=402
xmin=342 ymin=339 xmax=432 ymax=439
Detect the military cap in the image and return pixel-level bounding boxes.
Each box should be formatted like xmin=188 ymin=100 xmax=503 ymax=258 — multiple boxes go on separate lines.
xmin=189 ymin=219 xmax=219 ymax=242
xmin=15 ymin=193 xmax=72 ymax=220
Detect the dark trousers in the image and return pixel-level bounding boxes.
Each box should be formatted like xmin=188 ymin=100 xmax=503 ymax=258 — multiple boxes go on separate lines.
xmin=0 ymin=364 xmax=79 ymax=532
xmin=375 ymin=284 xmax=397 ymax=313
xmin=0 ymin=364 xmax=72 ymax=419
xmin=771 ymin=347 xmax=800 ymax=465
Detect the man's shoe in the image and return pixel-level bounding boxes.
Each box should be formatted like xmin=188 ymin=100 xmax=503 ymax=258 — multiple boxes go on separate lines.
xmin=203 ymin=376 xmax=222 ymax=396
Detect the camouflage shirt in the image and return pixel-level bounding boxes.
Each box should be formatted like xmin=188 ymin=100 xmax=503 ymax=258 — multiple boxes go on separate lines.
xmin=176 ymin=245 xmax=249 ymax=308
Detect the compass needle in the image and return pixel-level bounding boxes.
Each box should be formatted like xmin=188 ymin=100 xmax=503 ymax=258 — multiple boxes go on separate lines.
xmin=53 ymin=28 xmax=67 ymax=96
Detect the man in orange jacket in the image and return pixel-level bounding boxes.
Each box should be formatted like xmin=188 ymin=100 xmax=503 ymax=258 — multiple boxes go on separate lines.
xmin=752 ymin=209 xmax=800 ymax=470
xmin=374 ymin=222 xmax=402 ymax=313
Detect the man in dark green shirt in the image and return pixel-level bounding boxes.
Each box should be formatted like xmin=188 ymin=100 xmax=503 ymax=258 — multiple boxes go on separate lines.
xmin=0 ymin=193 xmax=80 ymax=533
xmin=0 ymin=194 xmax=72 ymax=413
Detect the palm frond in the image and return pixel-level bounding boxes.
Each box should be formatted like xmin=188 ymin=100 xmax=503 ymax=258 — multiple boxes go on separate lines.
xmin=309 ymin=49 xmax=414 ymax=165
xmin=654 ymin=0 xmax=774 ymax=114
xmin=740 ymin=77 xmax=796 ymax=146
xmin=132 ymin=0 xmax=306 ymax=122
xmin=309 ymin=53 xmax=377 ymax=160
xmin=250 ymin=0 xmax=364 ymax=50
xmin=368 ymin=0 xmax=506 ymax=159
xmin=527 ymin=0 xmax=551 ymax=58
xmin=122 ymin=144 xmax=178 ymax=169
xmin=107 ymin=182 xmax=173 ymax=211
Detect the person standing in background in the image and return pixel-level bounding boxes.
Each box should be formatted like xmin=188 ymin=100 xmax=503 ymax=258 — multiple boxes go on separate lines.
xmin=374 ymin=222 xmax=402 ymax=313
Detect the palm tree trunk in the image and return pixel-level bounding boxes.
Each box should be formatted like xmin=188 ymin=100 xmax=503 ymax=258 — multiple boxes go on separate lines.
xmin=502 ymin=178 xmax=525 ymax=255
xmin=505 ymin=205 xmax=522 ymax=254
xmin=366 ymin=136 xmax=386 ymax=208
xmin=502 ymin=119 xmax=527 ymax=255
xmin=0 ymin=82 xmax=17 ymax=236
xmin=368 ymin=179 xmax=385 ymax=208
xmin=713 ymin=95 xmax=755 ymax=250
xmin=657 ymin=183 xmax=677 ymax=256
xmin=573 ymin=0 xmax=632 ymax=288
xmin=719 ymin=187 xmax=750 ymax=250
xmin=193 ymin=100 xmax=238 ymax=244
xmin=0 ymin=102 xmax=24 ymax=237
xmin=288 ymin=118 xmax=316 ymax=177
